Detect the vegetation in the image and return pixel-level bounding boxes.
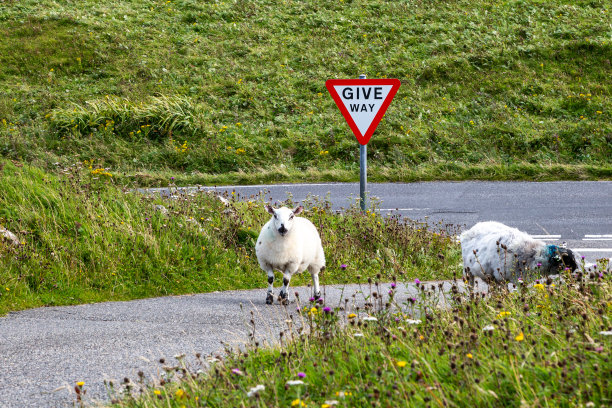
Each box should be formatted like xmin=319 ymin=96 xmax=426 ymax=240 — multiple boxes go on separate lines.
xmin=0 ymin=160 xmax=459 ymax=315
xmin=0 ymin=0 xmax=611 ymax=185
xmin=106 ymin=267 xmax=611 ymax=407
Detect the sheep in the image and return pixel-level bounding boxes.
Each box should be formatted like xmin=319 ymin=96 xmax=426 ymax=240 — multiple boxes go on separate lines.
xmin=460 ymin=221 xmax=579 ymax=286
xmin=255 ymin=205 xmax=326 ymax=305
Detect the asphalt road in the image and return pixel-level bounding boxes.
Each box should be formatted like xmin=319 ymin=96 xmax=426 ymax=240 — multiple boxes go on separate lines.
xmin=2 ymin=181 xmax=610 ymax=407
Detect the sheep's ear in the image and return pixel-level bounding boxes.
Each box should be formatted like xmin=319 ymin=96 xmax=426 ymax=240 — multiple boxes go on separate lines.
xmin=265 ymin=205 xmax=275 ymax=215
xmin=293 ymin=205 xmax=303 ymax=215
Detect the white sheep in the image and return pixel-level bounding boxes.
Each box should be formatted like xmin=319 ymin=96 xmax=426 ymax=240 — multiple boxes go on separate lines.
xmin=460 ymin=221 xmax=579 ymax=285
xmin=256 ymin=205 xmax=326 ymax=305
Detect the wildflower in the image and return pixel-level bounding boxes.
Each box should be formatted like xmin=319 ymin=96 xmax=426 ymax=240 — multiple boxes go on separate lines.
xmin=175 ymin=389 xmax=186 ymax=399
xmin=76 ymin=381 xmax=85 ymax=387
xmin=466 ymin=353 xmax=473 ymax=359
xmin=323 ymin=307 xmax=331 ymax=313
xmin=414 ymin=278 xmax=421 ymax=284
xmin=291 ymin=399 xmax=306 ymax=407
xmin=396 ymin=361 xmax=407 ymax=367
xmin=231 ymin=368 xmax=244 ymax=375
xmin=336 ymin=391 xmax=352 ymax=398
xmin=348 ymin=313 xmax=357 ymax=319
xmin=286 ymin=380 xmax=305 ymax=386
xmin=322 ymin=401 xmax=339 ymax=407
xmin=340 ymin=263 xmax=347 ymax=270
xmin=153 ymin=390 xmax=161 ymax=395
xmin=308 ymin=307 xmax=318 ymax=316
xmin=390 ymin=282 xmax=396 ymax=289
xmin=362 ymin=316 xmax=377 ymax=321
xmin=297 ymin=372 xmax=306 ymax=378
xmin=515 ymin=332 xmax=525 ymax=342
xmin=534 ymin=283 xmax=545 ymax=291
xmin=353 ymin=332 xmax=364 ymax=337
xmin=599 ymin=331 xmax=612 ymax=336
xmin=406 ymin=319 xmax=421 ymax=325
xmin=482 ymin=325 xmax=495 ymax=332
xmin=246 ymin=384 xmax=265 ymax=397
xmin=497 ymin=311 xmax=511 ymax=318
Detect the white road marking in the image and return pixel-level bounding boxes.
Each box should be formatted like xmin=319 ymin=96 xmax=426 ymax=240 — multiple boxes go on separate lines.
xmin=584 ymin=235 xmax=612 ymax=237
xmin=583 ymin=238 xmax=612 ymax=241
xmin=574 ymin=248 xmax=612 ymax=252
xmin=380 ymin=208 xmax=431 ymax=211
xmin=531 ymin=235 xmax=561 ymax=239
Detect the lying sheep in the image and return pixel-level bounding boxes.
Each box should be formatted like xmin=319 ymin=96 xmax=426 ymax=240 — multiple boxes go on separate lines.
xmin=256 ymin=205 xmax=325 ymax=305
xmin=460 ymin=221 xmax=579 ymax=285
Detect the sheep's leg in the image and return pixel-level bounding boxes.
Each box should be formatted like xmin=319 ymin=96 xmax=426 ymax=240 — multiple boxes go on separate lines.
xmin=265 ymin=269 xmax=274 ymax=305
xmin=309 ymin=265 xmax=324 ymax=300
xmin=278 ymin=272 xmax=293 ymax=305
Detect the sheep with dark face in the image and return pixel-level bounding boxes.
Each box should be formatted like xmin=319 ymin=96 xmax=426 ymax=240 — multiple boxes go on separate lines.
xmin=256 ymin=205 xmax=325 ymax=305
xmin=460 ymin=221 xmax=579 ymax=285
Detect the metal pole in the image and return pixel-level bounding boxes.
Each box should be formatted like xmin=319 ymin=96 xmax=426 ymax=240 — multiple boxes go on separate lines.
xmin=359 ymin=74 xmax=367 ymax=212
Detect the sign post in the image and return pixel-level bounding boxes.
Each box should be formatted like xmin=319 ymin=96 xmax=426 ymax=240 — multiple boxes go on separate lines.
xmin=325 ymin=75 xmax=400 ymax=211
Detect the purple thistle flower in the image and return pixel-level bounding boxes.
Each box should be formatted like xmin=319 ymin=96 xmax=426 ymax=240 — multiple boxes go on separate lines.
xmin=390 ymin=282 xmax=396 ymax=289
xmin=297 ymin=372 xmax=306 ymax=378
xmin=309 ymin=297 xmax=315 ymax=302
xmin=414 ymin=278 xmax=421 ymax=284
xmin=340 ymin=263 xmax=347 ymax=270
xmin=323 ymin=307 xmax=331 ymax=313
xmin=231 ymin=368 xmax=243 ymax=375
xmin=171 ymin=177 xmax=175 ymax=180
xmin=537 ymin=263 xmax=542 ymax=267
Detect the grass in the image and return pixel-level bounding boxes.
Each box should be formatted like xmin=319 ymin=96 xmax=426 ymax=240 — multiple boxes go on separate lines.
xmin=106 ymin=268 xmax=611 ymax=407
xmin=0 ymin=159 xmax=460 ymax=315
xmin=0 ymin=0 xmax=611 ymax=185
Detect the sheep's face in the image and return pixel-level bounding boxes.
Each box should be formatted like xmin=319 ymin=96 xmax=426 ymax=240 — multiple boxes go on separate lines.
xmin=266 ymin=205 xmax=303 ymax=237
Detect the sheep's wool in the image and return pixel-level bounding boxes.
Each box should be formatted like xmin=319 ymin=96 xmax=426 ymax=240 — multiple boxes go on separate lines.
xmin=460 ymin=221 xmax=571 ymax=283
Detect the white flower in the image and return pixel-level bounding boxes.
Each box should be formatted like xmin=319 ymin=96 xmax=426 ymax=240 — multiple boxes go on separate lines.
xmin=324 ymin=400 xmax=340 ymax=405
xmin=286 ymin=380 xmax=305 ymax=386
xmin=362 ymin=316 xmax=378 ymax=321
xmin=247 ymin=384 xmax=265 ymax=397
xmin=353 ymin=332 xmax=364 ymax=337
xmin=206 ymin=357 xmax=221 ymax=363
xmin=600 ymin=330 xmax=612 ymax=336
xmin=406 ymin=319 xmax=422 ymax=325
xmin=482 ymin=325 xmax=495 ymax=332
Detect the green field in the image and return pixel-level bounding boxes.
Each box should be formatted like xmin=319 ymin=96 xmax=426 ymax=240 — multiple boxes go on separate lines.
xmin=1 ymin=0 xmax=611 ymax=185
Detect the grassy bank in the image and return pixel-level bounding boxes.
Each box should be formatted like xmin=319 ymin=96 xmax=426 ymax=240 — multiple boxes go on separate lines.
xmin=1 ymin=0 xmax=611 ymax=184
xmin=107 ymin=269 xmax=611 ymax=407
xmin=0 ymin=160 xmax=459 ymax=315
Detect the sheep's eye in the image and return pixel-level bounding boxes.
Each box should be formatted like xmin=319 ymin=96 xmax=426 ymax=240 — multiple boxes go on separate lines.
xmin=274 ymin=214 xmax=277 ymax=219
xmin=290 ymin=214 xmax=294 ymax=220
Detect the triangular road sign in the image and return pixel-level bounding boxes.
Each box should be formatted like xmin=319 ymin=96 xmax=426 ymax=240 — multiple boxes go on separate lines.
xmin=326 ymin=78 xmax=401 ymax=145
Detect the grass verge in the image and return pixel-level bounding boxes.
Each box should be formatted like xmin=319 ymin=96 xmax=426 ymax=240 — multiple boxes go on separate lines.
xmin=0 ymin=160 xmax=460 ymax=315
xmin=106 ymin=269 xmax=611 ymax=407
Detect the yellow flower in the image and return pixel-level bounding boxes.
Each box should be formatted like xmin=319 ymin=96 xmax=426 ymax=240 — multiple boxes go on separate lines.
xmin=153 ymin=390 xmax=161 ymax=395
xmin=308 ymin=307 xmax=318 ymax=316
xmin=322 ymin=405 xmax=330 ymax=408
xmin=76 ymin=381 xmax=85 ymax=387
xmin=396 ymin=361 xmax=407 ymax=367
xmin=497 ymin=311 xmax=511 ymax=318
xmin=533 ymin=283 xmax=545 ymax=291
xmin=515 ymin=332 xmax=524 ymax=342
xmin=466 ymin=353 xmax=473 ymax=359
xmin=175 ymin=389 xmax=186 ymax=399
xmin=291 ymin=399 xmax=306 ymax=407
xmin=348 ymin=313 xmax=357 ymax=319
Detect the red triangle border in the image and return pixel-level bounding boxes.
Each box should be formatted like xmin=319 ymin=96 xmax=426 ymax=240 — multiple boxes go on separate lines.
xmin=325 ymin=78 xmax=401 ymax=145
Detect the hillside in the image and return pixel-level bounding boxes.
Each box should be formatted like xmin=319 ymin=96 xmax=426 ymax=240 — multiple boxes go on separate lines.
xmin=0 ymin=0 xmax=611 ymax=185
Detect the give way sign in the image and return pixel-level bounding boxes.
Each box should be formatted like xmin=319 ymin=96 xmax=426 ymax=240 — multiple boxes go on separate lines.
xmin=325 ymin=78 xmax=401 ymax=145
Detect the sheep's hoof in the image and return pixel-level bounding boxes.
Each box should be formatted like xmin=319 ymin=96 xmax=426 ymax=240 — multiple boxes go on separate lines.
xmin=278 ymin=292 xmax=289 ymax=305
xmin=265 ymin=293 xmax=274 ymax=305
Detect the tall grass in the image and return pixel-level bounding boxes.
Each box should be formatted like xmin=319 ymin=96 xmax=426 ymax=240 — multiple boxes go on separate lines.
xmin=106 ymin=268 xmax=611 ymax=407
xmin=0 ymin=160 xmax=460 ymax=315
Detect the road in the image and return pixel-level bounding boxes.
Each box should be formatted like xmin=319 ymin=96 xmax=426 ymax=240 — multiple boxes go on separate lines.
xmin=2 ymin=181 xmax=610 ymax=407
